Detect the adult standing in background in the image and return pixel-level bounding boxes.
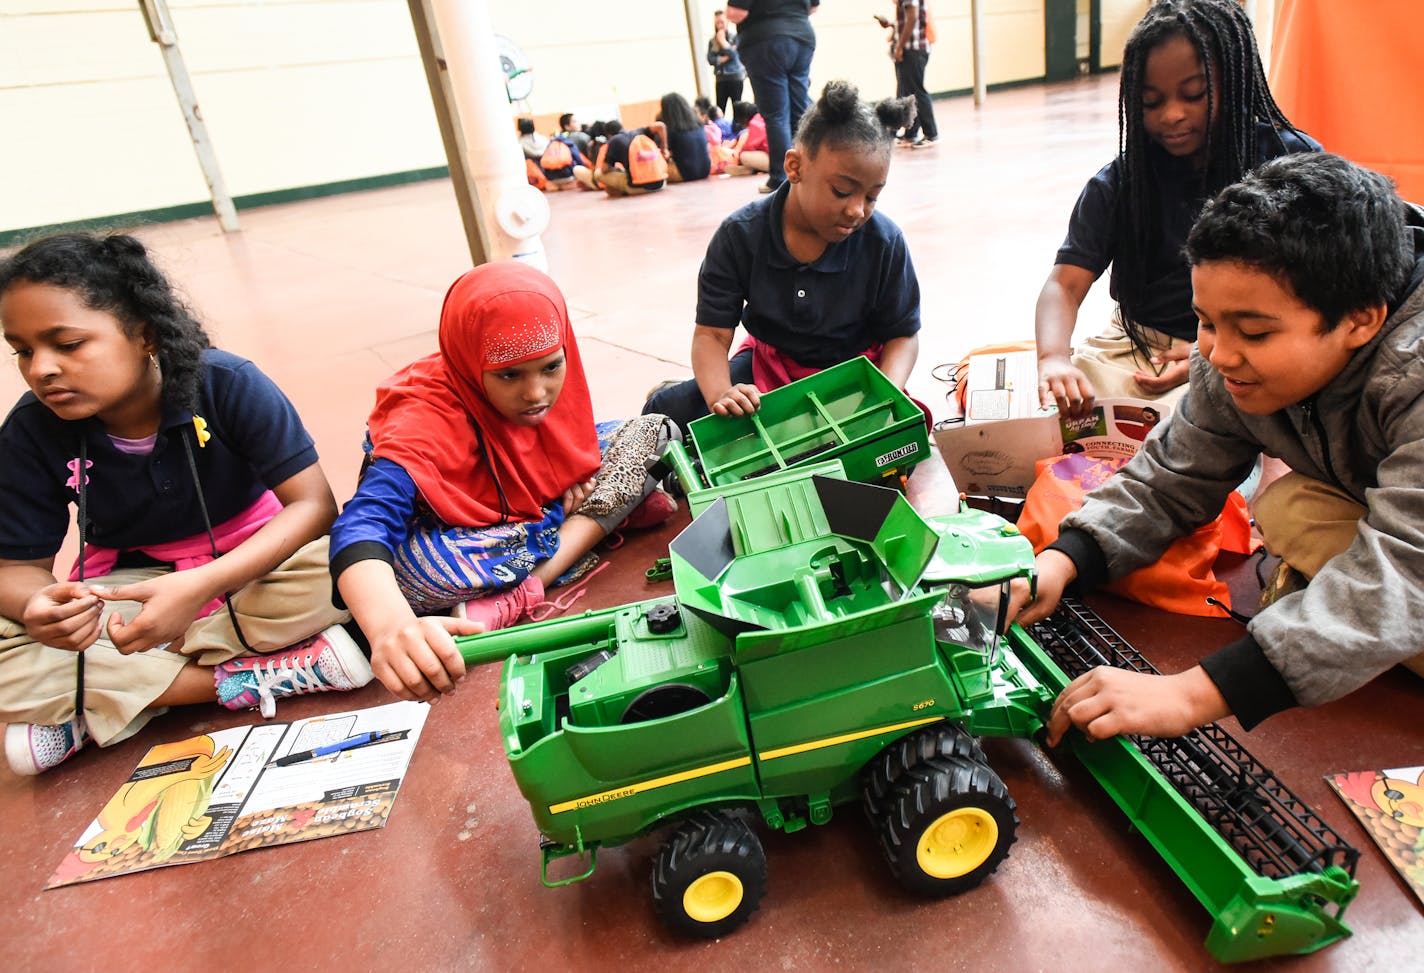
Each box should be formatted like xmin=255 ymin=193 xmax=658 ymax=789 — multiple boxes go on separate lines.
xmin=707 ymin=10 xmax=747 ymax=115
xmin=890 ymin=0 xmax=937 ymax=146
xmin=726 ymin=0 xmax=818 ymax=194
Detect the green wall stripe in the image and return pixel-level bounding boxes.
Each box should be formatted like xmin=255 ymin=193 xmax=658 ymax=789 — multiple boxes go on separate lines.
xmin=0 ymin=165 xmax=451 ymax=248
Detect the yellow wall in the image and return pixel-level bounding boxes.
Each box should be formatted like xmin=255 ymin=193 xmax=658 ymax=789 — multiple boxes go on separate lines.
xmin=1100 ymin=0 xmax=1150 ymax=69
xmin=2 ymin=0 xmax=1095 ymax=236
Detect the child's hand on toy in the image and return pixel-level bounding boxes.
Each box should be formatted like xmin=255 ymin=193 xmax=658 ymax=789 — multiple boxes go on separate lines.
xmin=562 ymin=477 xmax=597 ymax=515
xmin=370 ymin=616 xmax=480 ymax=702
xmin=1045 ymin=666 xmax=1230 ymax=746
xmin=95 ymin=571 xmax=213 ymax=654
xmin=1133 ymin=344 xmax=1191 ymax=395
xmin=710 ymin=383 xmax=761 ymax=417
xmin=1001 ymin=549 xmax=1076 ymax=630
xmin=1038 ymin=355 xmax=1097 ymax=418
xmin=22 ymin=581 xmax=103 ymax=652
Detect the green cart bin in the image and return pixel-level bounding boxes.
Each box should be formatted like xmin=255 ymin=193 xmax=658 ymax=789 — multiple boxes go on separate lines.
xmin=687 ymin=357 xmax=927 ymax=487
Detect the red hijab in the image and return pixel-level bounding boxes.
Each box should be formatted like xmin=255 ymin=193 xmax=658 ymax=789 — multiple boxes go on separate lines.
xmin=367 ymin=262 xmax=601 ymax=527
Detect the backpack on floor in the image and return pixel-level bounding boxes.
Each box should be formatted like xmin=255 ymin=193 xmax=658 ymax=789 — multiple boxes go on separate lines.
xmin=539 ymin=137 xmax=574 ymax=176
xmin=628 ymin=132 xmax=668 ymax=186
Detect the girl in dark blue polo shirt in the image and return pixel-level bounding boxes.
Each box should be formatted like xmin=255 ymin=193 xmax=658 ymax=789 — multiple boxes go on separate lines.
xmin=643 ymin=80 xmax=921 ymax=430
xmin=1035 ymin=0 xmax=1319 ymax=418
xmin=0 ymin=234 xmax=368 ymax=775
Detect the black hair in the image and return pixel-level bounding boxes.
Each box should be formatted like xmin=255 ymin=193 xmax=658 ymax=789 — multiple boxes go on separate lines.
xmin=0 ymin=233 xmax=211 ymax=413
xmin=603 ymin=120 xmax=623 ymax=137
xmin=1185 ymin=153 xmax=1412 ymax=329
xmin=659 ymin=92 xmax=702 ymax=135
xmin=1114 ymin=0 xmax=1305 ymax=355
xmin=731 ymin=100 xmax=759 ymax=131
xmin=793 ymin=80 xmax=915 ymax=158
xmin=516 ymin=116 xmax=535 ymax=136
xmin=694 ymin=95 xmax=714 ymax=118
xmin=558 ymin=112 xmax=575 ymax=130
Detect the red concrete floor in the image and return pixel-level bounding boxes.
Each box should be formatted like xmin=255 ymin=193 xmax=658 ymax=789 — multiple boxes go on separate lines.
xmin=3 ymin=74 xmax=1422 ymax=971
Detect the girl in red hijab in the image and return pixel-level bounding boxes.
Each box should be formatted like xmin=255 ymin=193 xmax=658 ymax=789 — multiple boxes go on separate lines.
xmin=331 ymin=262 xmax=676 ymax=702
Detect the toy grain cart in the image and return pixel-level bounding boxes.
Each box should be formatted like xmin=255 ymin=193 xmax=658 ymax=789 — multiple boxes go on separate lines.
xmin=656 ymin=356 xmax=929 ymax=493
xmin=458 ymin=461 xmax=1359 ymax=961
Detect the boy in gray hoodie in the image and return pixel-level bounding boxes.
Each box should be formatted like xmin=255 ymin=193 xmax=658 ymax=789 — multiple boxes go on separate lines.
xmin=1013 ymin=153 xmax=1424 ymax=742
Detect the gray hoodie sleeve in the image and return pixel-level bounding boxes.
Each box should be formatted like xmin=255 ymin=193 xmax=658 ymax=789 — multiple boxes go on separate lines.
xmin=1246 ymin=353 xmax=1424 ymax=708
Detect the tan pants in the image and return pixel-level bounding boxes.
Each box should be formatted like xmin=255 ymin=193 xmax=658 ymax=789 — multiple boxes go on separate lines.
xmin=1253 ymin=473 xmax=1424 ymax=677
xmin=1071 ymin=318 xmax=1191 ymax=409
xmin=596 ymin=169 xmax=661 ymax=197
xmin=0 ymin=537 xmax=349 ymax=745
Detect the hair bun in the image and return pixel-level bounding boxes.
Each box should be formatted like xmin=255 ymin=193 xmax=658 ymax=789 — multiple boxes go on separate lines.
xmin=816 ymin=80 xmax=861 ymax=124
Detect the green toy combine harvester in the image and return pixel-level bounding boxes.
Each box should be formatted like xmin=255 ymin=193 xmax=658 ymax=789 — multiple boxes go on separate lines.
xmin=456 ymin=359 xmax=1359 ymax=962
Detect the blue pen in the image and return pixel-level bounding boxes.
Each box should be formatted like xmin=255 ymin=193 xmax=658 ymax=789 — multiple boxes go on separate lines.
xmin=268 ymin=730 xmax=399 ymax=768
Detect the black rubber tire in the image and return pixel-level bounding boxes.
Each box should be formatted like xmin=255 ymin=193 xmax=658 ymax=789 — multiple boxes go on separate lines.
xmin=861 ymin=722 xmax=987 ymax=821
xmin=651 ymin=811 xmax=767 ymax=938
xmin=876 ymin=754 xmax=1018 ymax=897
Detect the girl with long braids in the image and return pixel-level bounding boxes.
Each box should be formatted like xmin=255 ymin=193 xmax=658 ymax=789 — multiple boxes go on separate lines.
xmin=0 ymin=233 xmax=368 ymax=775
xmin=1035 ymin=0 xmax=1319 ymax=418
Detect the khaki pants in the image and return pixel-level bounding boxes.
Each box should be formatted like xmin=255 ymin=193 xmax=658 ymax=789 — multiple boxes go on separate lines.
xmin=596 ymin=169 xmax=660 ymax=197
xmin=0 ymin=537 xmax=348 ymax=745
xmin=1071 ymin=318 xmax=1191 ymax=409
xmin=1253 ymin=472 xmax=1423 ymax=677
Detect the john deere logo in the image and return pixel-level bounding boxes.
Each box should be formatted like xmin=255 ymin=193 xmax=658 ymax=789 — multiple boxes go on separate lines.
xmin=875 ymin=443 xmax=919 ymax=468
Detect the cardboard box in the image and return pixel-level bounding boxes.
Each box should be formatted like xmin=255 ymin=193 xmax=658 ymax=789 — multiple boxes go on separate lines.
xmin=934 ymin=350 xmax=1167 ymax=499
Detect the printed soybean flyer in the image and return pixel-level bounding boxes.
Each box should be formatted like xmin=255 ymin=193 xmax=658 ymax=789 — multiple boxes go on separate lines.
xmin=46 ymin=700 xmax=429 ymax=888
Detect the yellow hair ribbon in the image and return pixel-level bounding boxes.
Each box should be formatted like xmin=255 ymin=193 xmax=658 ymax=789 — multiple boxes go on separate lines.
xmin=193 ymin=415 xmax=211 ymax=447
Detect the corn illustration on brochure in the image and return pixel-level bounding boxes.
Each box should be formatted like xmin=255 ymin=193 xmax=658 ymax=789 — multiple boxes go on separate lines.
xmin=46 ymin=700 xmax=429 ymax=889
xmin=1327 ymin=766 xmax=1424 ymax=908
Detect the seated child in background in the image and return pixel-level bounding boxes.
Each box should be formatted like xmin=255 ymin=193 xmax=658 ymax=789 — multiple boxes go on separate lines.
xmin=537 ymin=131 xmax=594 ymax=192
xmin=696 ymin=96 xmax=736 ymax=142
xmin=588 ymin=121 xmax=671 ymax=197
xmin=643 ymin=81 xmax=921 ymax=430
xmin=0 ymin=234 xmax=364 ymax=775
xmin=574 ymin=121 xmax=619 ymax=191
xmin=659 ymin=92 xmax=713 ymax=183
xmin=730 ymin=100 xmax=770 ymax=175
xmin=1013 ymin=153 xmax=1424 ymax=742
xmin=557 ymin=112 xmax=594 ymax=161
xmin=331 ymin=262 xmax=677 ymax=703
xmin=516 ymin=116 xmax=548 ymax=161
xmin=1035 ymin=0 xmax=1318 ymax=418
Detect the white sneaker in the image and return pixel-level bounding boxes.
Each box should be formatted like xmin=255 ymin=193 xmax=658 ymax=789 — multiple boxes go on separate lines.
xmin=5 ymin=718 xmax=87 ymax=775
xmin=214 ymin=625 xmax=373 ymax=719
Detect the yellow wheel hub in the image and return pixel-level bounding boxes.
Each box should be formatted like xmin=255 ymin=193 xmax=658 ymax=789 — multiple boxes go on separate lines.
xmin=916 ymin=807 xmax=998 ymax=879
xmin=683 ymin=870 xmax=744 ymax=923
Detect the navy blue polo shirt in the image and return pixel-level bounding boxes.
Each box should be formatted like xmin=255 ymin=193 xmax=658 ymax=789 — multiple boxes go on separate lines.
xmin=729 ymin=0 xmax=818 ymax=49
xmin=668 ymin=127 xmax=711 ymax=182
xmin=1056 ymin=121 xmax=1320 ymax=340
xmin=696 ymin=182 xmax=921 ymax=367
xmin=0 ymin=349 xmax=317 ymax=561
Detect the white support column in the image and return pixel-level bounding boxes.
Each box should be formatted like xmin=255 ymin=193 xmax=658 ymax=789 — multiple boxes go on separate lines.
xmin=137 ymin=0 xmax=239 ymax=232
xmin=426 ymin=0 xmax=549 ymax=270
xmin=971 ymin=0 xmax=987 ymax=108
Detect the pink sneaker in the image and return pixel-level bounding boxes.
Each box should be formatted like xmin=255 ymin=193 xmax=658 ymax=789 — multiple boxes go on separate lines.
xmin=5 ymin=718 xmax=87 ymax=775
xmin=456 ymin=575 xmax=545 ymax=632
xmin=214 ymin=625 xmax=373 ymax=719
xmin=619 ymin=488 xmax=679 ymax=530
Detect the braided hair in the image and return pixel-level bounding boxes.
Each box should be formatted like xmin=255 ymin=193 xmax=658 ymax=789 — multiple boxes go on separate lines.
xmin=794 ymin=80 xmax=915 ymax=158
xmin=0 ymin=233 xmax=211 ymax=414
xmin=1113 ymin=0 xmax=1304 ymax=359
